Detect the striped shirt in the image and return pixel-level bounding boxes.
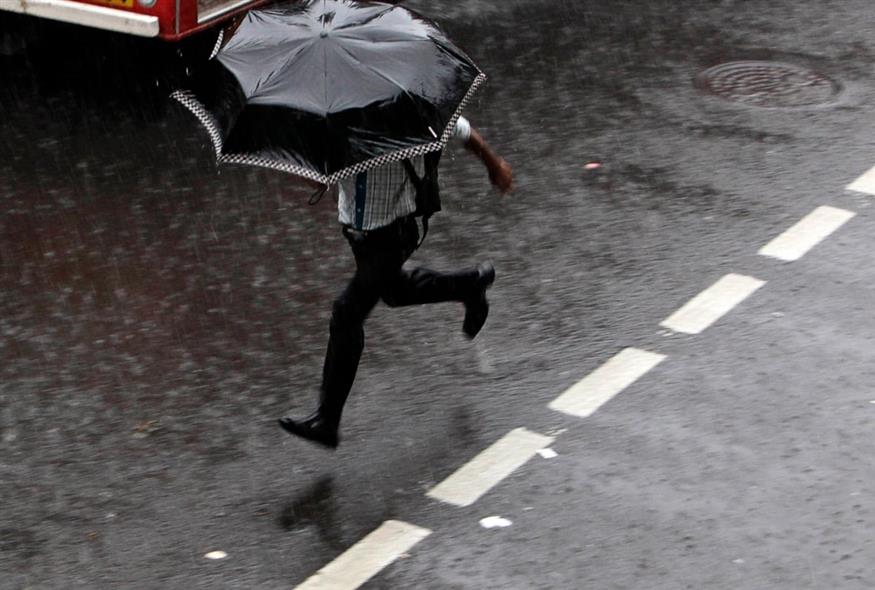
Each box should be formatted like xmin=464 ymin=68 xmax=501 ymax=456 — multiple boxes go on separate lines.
xmin=337 ymin=116 xmax=471 ymax=230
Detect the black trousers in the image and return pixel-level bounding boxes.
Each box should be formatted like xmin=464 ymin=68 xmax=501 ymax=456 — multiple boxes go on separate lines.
xmin=318 ymin=215 xmax=477 ymax=426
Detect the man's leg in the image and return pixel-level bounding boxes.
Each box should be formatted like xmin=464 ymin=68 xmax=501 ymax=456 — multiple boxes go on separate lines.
xmin=279 ymin=228 xmax=396 ymax=448
xmin=381 ymin=218 xmax=496 ymax=338
xmin=382 ymin=265 xmax=492 ymax=304
xmin=317 ymin=273 xmax=380 ymax=429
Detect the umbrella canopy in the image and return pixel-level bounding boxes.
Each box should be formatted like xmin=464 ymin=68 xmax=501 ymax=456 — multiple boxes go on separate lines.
xmin=172 ymin=0 xmax=485 ymax=185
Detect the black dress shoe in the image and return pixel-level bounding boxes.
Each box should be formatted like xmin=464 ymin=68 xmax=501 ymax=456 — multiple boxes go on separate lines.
xmin=463 ymin=261 xmax=495 ymax=339
xmin=278 ymin=412 xmax=339 ymax=449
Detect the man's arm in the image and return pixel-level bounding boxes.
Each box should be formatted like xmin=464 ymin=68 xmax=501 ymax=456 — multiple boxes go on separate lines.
xmin=464 ymin=128 xmax=514 ymax=194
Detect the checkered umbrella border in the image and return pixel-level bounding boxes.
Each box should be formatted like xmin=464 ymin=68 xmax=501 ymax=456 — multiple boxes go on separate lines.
xmin=171 ymin=70 xmax=486 ymax=186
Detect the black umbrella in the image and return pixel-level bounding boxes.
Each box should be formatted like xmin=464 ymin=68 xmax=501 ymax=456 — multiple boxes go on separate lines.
xmin=172 ymin=0 xmax=485 ymax=185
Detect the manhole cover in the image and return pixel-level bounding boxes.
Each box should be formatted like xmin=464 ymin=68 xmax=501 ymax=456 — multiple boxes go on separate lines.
xmin=698 ymin=61 xmax=840 ymax=107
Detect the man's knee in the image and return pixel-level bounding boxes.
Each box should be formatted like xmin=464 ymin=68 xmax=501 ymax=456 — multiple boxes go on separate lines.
xmin=381 ymin=290 xmax=401 ymax=307
xmin=380 ymin=272 xmax=411 ymax=307
xmin=330 ymin=294 xmax=371 ymax=334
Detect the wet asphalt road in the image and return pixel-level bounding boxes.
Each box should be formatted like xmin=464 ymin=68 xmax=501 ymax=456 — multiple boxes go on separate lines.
xmin=2 ymin=0 xmax=875 ymax=588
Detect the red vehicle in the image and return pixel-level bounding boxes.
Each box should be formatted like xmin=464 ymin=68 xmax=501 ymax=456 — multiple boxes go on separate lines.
xmin=0 ymin=0 xmax=269 ymax=40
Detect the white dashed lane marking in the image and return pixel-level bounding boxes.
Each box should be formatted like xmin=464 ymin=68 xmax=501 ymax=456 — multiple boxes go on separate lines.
xmin=660 ymin=273 xmax=765 ymax=335
xmin=548 ymin=348 xmax=666 ymax=418
xmin=426 ymin=428 xmax=555 ymax=507
xmin=847 ymin=164 xmax=875 ymax=195
xmin=759 ymin=206 xmax=855 ymax=261
xmin=293 ymin=520 xmax=431 ymax=590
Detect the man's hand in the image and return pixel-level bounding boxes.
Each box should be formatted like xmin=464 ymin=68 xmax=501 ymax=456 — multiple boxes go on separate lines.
xmin=488 ymin=157 xmax=514 ymax=194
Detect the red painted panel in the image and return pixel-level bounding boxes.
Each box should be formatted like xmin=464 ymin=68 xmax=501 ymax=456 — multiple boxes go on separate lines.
xmin=58 ymin=0 xmax=269 ymax=40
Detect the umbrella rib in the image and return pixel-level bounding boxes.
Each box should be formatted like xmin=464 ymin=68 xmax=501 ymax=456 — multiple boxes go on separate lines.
xmin=337 ymin=44 xmax=411 ymax=97
xmin=250 ymin=41 xmax=313 ymax=98
xmin=334 ymin=5 xmax=395 ymax=30
xmin=333 ymin=31 xmax=427 ymax=45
